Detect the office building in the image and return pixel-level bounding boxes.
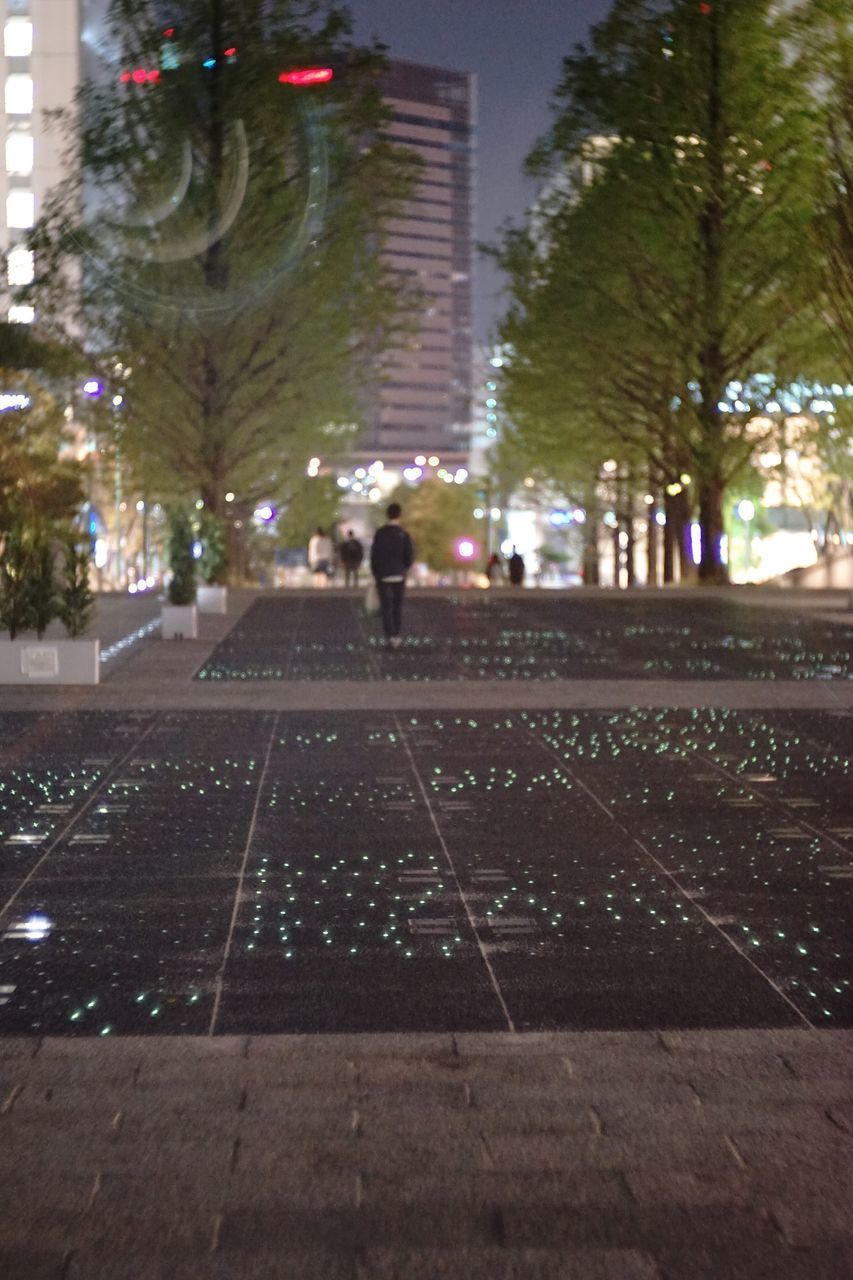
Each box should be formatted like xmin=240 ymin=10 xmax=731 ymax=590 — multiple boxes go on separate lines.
xmin=355 ymin=58 xmax=476 ymax=469
xmin=1 ymin=0 xmax=111 ymax=323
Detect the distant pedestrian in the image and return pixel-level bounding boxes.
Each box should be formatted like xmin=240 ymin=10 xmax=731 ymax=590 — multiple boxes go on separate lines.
xmin=339 ymin=529 xmax=364 ymax=588
xmin=370 ymin=502 xmax=415 ymax=649
xmin=508 ymin=546 xmax=525 ymax=586
xmin=485 ymin=552 xmax=503 ymax=585
xmin=307 ymin=526 xmax=333 ymax=588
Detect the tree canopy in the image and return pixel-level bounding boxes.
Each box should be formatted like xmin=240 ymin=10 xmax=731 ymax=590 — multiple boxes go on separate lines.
xmin=28 ymin=0 xmax=416 ymax=528
xmin=496 ymin=0 xmax=833 ymax=581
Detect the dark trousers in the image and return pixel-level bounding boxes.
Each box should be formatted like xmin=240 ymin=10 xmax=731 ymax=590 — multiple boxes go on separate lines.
xmin=344 ymin=567 xmax=359 ymax=588
xmin=377 ymin=579 xmax=405 ymax=638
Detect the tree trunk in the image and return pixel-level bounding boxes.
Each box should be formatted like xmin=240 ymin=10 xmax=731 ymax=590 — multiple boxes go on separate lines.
xmin=696 ymin=5 xmax=729 ymax=584
xmin=646 ymin=498 xmax=658 ymax=586
xmin=582 ymin=475 xmax=600 ymax=585
xmin=673 ymin=488 xmax=698 ymax=584
xmin=622 ymin=477 xmax=636 ymax=586
xmin=663 ymin=493 xmax=676 ymax=584
xmin=698 ymin=477 xmax=728 ymax=584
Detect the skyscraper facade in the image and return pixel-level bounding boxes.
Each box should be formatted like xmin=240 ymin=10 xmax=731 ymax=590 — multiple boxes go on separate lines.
xmin=1 ymin=0 xmax=110 ymax=324
xmin=356 ymin=58 xmax=476 ymax=468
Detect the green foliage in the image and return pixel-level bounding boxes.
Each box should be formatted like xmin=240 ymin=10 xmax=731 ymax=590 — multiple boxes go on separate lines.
xmin=28 ymin=0 xmax=418 ymax=520
xmin=388 ymin=479 xmax=478 ymax=573
xmin=0 ymin=370 xmax=84 ymax=531
xmin=58 ymin=536 xmax=95 ymax=638
xmin=791 ymin=0 xmax=853 ymax=385
xmin=28 ymin=535 xmax=56 ymax=639
xmin=166 ymin=508 xmax=197 ymax=606
xmin=277 ymin=475 xmax=341 ymax=549
xmin=197 ymin=510 xmax=228 ymax=586
xmin=0 ymin=323 xmax=82 ymax=377
xmin=496 ymin=0 xmax=829 ymax=582
xmin=0 ymin=525 xmax=35 ymax=640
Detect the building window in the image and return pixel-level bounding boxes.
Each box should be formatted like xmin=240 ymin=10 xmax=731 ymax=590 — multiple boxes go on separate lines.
xmin=8 ymin=304 xmax=35 ymax=324
xmin=6 ymin=189 xmax=35 ymax=228
xmin=5 ymin=74 xmax=34 ymax=114
xmin=6 ymin=132 xmax=33 ymax=175
xmin=4 ymin=18 xmax=32 ymax=57
xmin=7 ymin=246 xmax=34 ymax=285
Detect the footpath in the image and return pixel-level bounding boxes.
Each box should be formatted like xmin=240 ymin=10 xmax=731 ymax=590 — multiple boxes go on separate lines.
xmin=0 ymin=587 xmax=851 ymax=1280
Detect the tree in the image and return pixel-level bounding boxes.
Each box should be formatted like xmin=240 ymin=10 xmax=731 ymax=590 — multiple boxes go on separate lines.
xmin=28 ymin=0 xmax=416 ymax=542
xmin=503 ymin=0 xmax=825 ymax=581
xmin=166 ymin=507 xmax=197 ymax=605
xmin=389 ymin=478 xmax=478 ymax=573
xmin=0 ymin=370 xmax=83 ymax=532
xmin=276 ymin=472 xmax=341 ymax=549
xmin=792 ymin=1 xmax=853 ymax=386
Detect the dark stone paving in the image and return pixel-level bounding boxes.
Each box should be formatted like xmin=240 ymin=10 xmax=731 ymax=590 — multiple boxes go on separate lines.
xmin=1 ymin=594 xmax=852 ymax=1279
xmin=196 ymin=595 xmax=853 ymax=682
xmin=1 ymin=707 xmax=850 ymax=1037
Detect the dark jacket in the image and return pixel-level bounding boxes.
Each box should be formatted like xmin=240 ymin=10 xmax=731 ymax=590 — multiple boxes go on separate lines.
xmin=371 ymin=523 xmax=415 ymax=580
xmin=340 ymin=536 xmax=364 ymax=568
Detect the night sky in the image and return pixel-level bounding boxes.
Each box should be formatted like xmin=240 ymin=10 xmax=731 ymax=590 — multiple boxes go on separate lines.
xmin=347 ymin=0 xmax=614 ymax=340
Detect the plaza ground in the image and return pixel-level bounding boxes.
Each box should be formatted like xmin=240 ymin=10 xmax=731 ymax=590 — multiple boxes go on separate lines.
xmin=0 ymin=587 xmax=851 ymax=1278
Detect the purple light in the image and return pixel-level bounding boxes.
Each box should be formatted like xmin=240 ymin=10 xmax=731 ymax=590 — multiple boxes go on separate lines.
xmin=456 ymin=538 xmax=477 ymax=561
xmin=82 ymin=379 xmax=102 ymax=397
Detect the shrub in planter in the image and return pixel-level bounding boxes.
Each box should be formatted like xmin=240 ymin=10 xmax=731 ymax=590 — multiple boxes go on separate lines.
xmin=58 ymin=536 xmax=95 ymax=638
xmin=0 ymin=525 xmax=35 ymax=639
xmin=198 ymin=512 xmax=228 ymax=586
xmin=27 ymin=534 xmax=57 ymax=639
xmin=167 ymin=508 xmax=197 ymax=606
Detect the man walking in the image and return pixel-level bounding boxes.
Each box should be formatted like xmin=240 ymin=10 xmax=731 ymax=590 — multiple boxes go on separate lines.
xmin=370 ymin=503 xmax=415 ymax=649
xmin=339 ymin=529 xmax=364 ymax=588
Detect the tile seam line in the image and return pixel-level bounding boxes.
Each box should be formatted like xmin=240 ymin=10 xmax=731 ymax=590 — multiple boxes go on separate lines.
xmin=526 ymin=725 xmax=816 ymax=1032
xmin=394 ymin=713 xmax=517 ymax=1034
xmin=688 ymin=744 xmax=853 ymax=865
xmin=188 ymin=594 xmax=268 ymax=682
xmin=208 ymin=709 xmax=281 ymax=1036
xmin=0 ymin=713 xmax=165 ymax=927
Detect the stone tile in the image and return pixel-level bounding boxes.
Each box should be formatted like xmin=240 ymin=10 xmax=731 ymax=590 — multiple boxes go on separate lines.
xmin=0 ymin=1246 xmax=69 ymax=1280
xmin=360 ymin=1246 xmax=660 ymax=1279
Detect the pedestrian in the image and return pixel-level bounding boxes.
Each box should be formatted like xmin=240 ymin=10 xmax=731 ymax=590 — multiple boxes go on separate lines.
xmin=307 ymin=526 xmax=334 ymax=588
xmin=339 ymin=528 xmax=364 ymax=588
xmin=370 ymin=502 xmax=415 ymax=649
xmin=485 ymin=551 xmax=503 ymax=585
xmin=508 ymin=545 xmax=525 ymax=586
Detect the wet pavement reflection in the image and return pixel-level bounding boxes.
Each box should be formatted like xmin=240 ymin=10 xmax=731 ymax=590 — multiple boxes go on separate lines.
xmin=0 ymin=707 xmax=849 ymax=1035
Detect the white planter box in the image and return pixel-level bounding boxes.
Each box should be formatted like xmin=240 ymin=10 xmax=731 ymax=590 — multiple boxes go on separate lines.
xmin=0 ymin=638 xmax=100 ymax=685
xmin=197 ymin=585 xmax=228 ymax=614
xmin=161 ymin=604 xmax=198 ymax=640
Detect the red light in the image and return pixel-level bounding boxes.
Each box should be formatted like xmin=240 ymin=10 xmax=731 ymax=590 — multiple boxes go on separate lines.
xmin=278 ymin=66 xmax=334 ymax=87
xmin=224 ymin=47 xmax=237 ymax=57
xmin=698 ymin=2 xmax=711 ymax=11
xmin=121 ymin=68 xmax=160 ymax=86
xmin=163 ymin=27 xmax=175 ymax=37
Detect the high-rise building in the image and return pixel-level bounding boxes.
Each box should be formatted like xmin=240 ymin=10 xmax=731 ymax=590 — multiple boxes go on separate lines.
xmin=1 ymin=0 xmax=110 ymax=324
xmin=355 ymin=58 xmax=476 ymax=469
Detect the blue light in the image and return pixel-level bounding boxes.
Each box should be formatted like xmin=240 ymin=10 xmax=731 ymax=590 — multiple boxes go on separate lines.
xmin=203 ymin=57 xmax=216 ymax=68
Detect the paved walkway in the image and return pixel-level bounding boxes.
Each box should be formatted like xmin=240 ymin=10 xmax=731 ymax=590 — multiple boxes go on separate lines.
xmin=0 ymin=588 xmax=851 ymax=1278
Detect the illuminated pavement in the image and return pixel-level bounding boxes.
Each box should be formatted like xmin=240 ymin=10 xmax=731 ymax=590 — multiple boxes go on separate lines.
xmin=0 ymin=589 xmax=851 ymax=1278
